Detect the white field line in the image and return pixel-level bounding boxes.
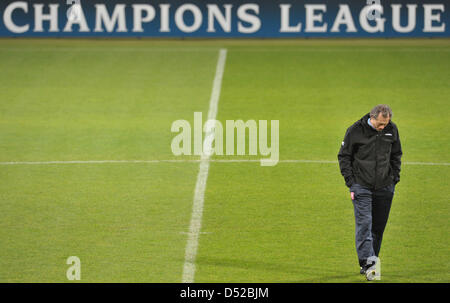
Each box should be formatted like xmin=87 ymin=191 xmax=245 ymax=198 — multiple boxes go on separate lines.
xmin=0 ymin=159 xmax=449 ymax=166
xmin=223 ymin=48 xmax=450 ymax=53
xmin=0 ymin=47 xmax=448 ymax=53
xmin=181 ymin=48 xmax=227 ymax=283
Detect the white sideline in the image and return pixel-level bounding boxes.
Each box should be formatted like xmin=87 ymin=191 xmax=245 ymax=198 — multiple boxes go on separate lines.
xmin=181 ymin=48 xmax=227 ymax=283
xmin=0 ymin=159 xmax=449 ymax=166
xmin=0 ymin=47 xmax=448 ymax=53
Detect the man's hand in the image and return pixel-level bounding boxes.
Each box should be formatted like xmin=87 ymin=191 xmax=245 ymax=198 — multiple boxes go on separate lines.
xmin=351 ymin=192 xmax=355 ymax=200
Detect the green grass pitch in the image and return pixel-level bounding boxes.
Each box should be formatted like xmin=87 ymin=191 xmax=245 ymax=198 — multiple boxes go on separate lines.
xmin=0 ymin=38 xmax=449 ymax=282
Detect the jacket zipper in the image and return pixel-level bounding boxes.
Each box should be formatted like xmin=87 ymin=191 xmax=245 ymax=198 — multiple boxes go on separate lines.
xmin=374 ymin=133 xmax=379 ymax=189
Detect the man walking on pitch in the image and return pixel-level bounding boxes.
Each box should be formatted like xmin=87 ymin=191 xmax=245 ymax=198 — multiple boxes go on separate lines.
xmin=338 ymin=104 xmax=402 ymax=281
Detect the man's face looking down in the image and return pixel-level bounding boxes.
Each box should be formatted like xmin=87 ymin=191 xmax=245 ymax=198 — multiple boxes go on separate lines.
xmin=371 ymin=113 xmax=390 ymax=132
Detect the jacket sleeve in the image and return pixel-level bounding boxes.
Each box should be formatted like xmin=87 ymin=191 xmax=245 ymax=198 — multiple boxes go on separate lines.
xmin=390 ymin=127 xmax=403 ymax=184
xmin=338 ymin=126 xmax=355 ymax=188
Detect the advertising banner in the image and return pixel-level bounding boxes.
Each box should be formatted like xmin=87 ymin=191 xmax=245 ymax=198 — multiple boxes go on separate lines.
xmin=0 ymin=0 xmax=448 ymax=37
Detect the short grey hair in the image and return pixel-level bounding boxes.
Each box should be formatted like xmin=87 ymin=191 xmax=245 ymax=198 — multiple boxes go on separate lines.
xmin=370 ymin=104 xmax=393 ymax=119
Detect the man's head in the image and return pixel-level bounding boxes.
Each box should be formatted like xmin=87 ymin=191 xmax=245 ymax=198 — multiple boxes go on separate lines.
xmin=369 ymin=104 xmax=392 ymax=131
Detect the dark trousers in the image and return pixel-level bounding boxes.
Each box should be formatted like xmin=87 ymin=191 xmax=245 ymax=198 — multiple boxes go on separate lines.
xmin=350 ymin=183 xmax=395 ymax=267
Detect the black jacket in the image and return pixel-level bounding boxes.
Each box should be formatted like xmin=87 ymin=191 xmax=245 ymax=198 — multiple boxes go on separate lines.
xmin=338 ymin=113 xmax=402 ymax=190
